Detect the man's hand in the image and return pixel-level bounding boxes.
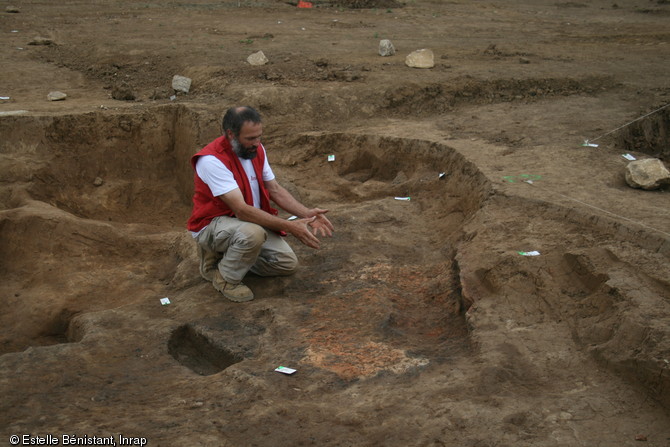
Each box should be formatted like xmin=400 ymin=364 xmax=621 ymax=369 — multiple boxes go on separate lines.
xmin=288 ymin=210 xmax=333 ymax=249
xmin=289 ymin=217 xmax=322 ymax=249
xmin=307 ymin=209 xmax=334 ymax=238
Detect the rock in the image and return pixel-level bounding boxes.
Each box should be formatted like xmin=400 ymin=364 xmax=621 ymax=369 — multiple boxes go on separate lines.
xmin=405 ymin=49 xmax=434 ymax=68
xmin=379 ymin=39 xmax=395 ymax=57
xmin=171 ymin=75 xmax=192 ymax=94
xmin=6 ymin=5 xmax=20 ymax=13
xmin=624 ymin=158 xmax=670 ymax=190
xmin=28 ymin=37 xmax=54 ymax=46
xmin=247 ymin=50 xmax=269 ymax=66
xmin=93 ymin=177 xmax=104 ymax=187
xmin=47 ymin=91 xmax=67 ymax=101
xmin=111 ymin=82 xmax=136 ymax=101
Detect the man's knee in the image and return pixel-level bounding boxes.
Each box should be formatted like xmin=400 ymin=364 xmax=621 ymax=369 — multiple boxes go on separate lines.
xmin=253 ymin=249 xmax=299 ymax=277
xmin=235 ymin=223 xmax=267 ymax=249
xmin=279 ymin=251 xmax=299 ymax=275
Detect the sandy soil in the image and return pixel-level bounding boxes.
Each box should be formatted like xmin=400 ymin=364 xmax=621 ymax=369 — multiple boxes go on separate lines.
xmin=1 ymin=0 xmax=669 ymax=446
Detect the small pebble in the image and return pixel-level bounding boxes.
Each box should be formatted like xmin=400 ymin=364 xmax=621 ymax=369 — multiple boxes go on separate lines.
xmin=29 ymin=37 xmax=54 ymax=46
xmin=47 ymin=91 xmax=67 ymax=101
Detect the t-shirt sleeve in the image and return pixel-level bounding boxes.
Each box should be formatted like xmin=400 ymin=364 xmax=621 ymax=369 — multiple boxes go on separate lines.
xmin=260 ymin=145 xmax=275 ymax=182
xmin=195 ymin=155 xmax=240 ymax=197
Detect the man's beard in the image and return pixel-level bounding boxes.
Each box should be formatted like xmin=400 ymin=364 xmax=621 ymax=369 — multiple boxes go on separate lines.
xmin=231 ymin=137 xmax=258 ymax=160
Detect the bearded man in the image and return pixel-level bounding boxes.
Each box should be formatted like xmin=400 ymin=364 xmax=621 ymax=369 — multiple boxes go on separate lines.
xmin=187 ymin=106 xmax=334 ymax=302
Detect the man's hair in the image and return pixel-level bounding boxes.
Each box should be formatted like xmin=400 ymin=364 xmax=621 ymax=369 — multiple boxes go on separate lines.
xmin=222 ymin=106 xmax=262 ymax=137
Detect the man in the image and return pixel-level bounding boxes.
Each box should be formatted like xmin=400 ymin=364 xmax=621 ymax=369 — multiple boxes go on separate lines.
xmin=187 ymin=106 xmax=334 ymax=302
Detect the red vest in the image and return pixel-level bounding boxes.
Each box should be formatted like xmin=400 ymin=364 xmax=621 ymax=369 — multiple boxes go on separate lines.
xmin=187 ymin=135 xmax=279 ymax=232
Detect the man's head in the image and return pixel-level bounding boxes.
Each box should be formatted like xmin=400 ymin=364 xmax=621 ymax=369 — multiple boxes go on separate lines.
xmin=222 ymin=106 xmax=262 ymax=160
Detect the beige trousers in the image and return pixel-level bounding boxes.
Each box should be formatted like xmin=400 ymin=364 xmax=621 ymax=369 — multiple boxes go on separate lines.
xmin=195 ymin=216 xmax=298 ymax=284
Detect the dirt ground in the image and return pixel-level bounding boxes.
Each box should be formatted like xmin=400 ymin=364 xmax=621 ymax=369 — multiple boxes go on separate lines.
xmin=1 ymin=0 xmax=670 ymax=445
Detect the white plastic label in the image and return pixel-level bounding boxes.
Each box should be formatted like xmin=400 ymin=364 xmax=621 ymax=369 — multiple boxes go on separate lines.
xmin=518 ymin=251 xmax=541 ymax=256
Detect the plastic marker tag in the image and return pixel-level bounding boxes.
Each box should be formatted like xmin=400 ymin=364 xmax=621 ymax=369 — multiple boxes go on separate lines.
xmin=394 ymin=197 xmax=411 ymax=201
xmin=622 ymin=154 xmax=636 ymax=161
xmin=518 ymin=251 xmax=540 ymax=256
xmin=160 ymin=297 xmax=171 ymax=306
xmin=0 ymin=97 xmax=10 ymax=100
xmin=582 ymin=140 xmax=599 ymax=147
xmin=287 ymin=215 xmax=298 ymax=221
xmin=439 ymin=172 xmax=446 ymax=179
xmin=327 ymin=154 xmax=335 ymax=162
xmin=275 ymin=366 xmax=297 ymax=375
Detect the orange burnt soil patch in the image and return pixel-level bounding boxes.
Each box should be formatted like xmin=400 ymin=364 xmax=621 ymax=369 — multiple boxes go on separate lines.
xmin=298 ymin=263 xmax=469 ymax=379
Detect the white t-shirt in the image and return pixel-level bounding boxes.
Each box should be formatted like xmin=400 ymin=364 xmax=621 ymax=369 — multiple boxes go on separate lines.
xmin=195 ymin=145 xmax=275 ymax=208
xmin=191 ymin=145 xmax=276 ymax=237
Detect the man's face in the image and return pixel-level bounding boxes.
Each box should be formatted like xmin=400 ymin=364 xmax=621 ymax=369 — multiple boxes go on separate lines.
xmin=229 ymin=121 xmax=262 ymax=160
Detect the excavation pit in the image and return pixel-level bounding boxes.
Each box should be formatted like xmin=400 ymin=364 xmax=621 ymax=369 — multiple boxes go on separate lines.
xmin=1 ymin=104 xmax=668 ymax=446
xmin=0 ymin=106 xmax=487 ymax=367
xmin=616 ymin=107 xmax=670 ymax=159
xmin=168 ymin=324 xmax=244 ymax=376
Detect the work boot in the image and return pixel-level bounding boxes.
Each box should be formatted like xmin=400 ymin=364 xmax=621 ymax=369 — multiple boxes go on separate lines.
xmin=211 ymin=270 xmax=254 ymax=302
xmin=198 ymin=245 xmax=221 ymax=282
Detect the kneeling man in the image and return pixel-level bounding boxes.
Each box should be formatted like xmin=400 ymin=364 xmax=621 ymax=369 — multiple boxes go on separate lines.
xmin=187 ymin=106 xmax=334 ymax=302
